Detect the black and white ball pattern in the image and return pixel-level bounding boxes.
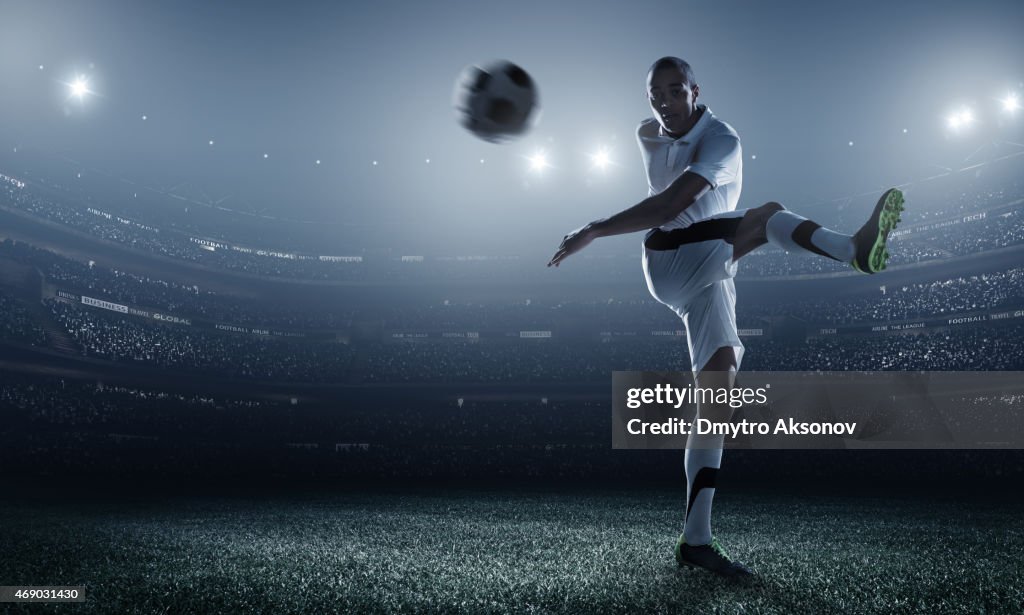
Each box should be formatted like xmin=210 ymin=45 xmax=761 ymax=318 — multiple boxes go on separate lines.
xmin=453 ymin=60 xmax=539 ymax=143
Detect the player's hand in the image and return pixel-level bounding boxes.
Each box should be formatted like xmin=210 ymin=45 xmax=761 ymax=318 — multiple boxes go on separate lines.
xmin=548 ymin=224 xmax=597 ymax=267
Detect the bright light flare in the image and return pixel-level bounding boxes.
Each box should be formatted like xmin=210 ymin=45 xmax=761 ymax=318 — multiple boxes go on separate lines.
xmin=947 ymin=108 xmax=974 ymax=129
xmin=70 ymin=77 xmax=90 ymax=99
xmin=590 ymin=148 xmax=611 ymax=169
xmin=528 ymin=151 xmax=549 ymax=172
xmin=1002 ymin=94 xmax=1020 ymax=113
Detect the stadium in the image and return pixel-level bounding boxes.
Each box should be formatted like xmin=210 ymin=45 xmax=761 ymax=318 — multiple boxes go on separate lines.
xmin=2 ymin=1 xmax=1023 ymax=613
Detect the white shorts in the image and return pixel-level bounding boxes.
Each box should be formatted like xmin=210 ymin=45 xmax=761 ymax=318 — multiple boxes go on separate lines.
xmin=642 ymin=222 xmax=745 ymax=374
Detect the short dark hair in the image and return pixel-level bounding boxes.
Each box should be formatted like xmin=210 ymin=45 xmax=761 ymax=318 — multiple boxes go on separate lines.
xmin=648 ymin=57 xmax=697 ymax=88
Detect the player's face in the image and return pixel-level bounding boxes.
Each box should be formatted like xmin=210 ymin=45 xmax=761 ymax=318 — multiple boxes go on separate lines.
xmin=647 ymin=67 xmax=699 ymax=137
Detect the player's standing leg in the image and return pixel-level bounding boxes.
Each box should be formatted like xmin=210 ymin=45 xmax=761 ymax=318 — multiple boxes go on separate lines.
xmin=674 ymin=345 xmax=753 ymax=578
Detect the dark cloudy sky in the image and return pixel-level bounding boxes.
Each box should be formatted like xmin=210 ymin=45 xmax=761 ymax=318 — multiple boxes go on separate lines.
xmin=0 ymin=0 xmax=1022 ymax=254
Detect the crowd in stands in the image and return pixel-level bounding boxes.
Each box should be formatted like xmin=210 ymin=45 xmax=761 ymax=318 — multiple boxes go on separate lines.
xmin=1 ymin=379 xmax=597 ymax=444
xmin=2 ymin=374 xmax=1021 ymax=482
xmin=0 ymin=378 xmax=272 ymax=429
xmin=0 ymin=258 xmax=1020 ymax=383
xmin=0 ymin=293 xmax=46 ymax=346
xmin=5 ymin=237 xmax=1024 ymax=337
xmin=756 ymin=267 xmax=1024 ymax=324
xmin=0 ymin=239 xmax=356 ymax=330
xmin=2 ymin=180 xmax=1023 ymax=383
xmin=31 ymin=295 xmax=1024 ymax=381
xmin=4 ymin=160 xmax=1024 ymax=282
xmin=750 ymin=325 xmax=1024 ymax=371
xmin=360 ymin=326 xmax=1024 ymax=379
xmin=46 ymin=298 xmax=355 ymax=381
xmin=0 ymin=256 xmax=1020 ymax=383
xmin=6 ymin=157 xmax=1024 ymax=483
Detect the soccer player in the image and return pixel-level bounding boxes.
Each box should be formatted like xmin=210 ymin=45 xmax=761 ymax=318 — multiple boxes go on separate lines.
xmin=547 ymin=56 xmax=904 ymax=579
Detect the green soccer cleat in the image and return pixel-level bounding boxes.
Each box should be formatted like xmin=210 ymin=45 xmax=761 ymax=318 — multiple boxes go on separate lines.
xmin=851 ymin=188 xmax=905 ymax=274
xmin=675 ymin=534 xmax=754 ymax=579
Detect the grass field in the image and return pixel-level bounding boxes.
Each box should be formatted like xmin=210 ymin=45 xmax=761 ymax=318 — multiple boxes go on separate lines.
xmin=2 ymin=485 xmax=1022 ymax=614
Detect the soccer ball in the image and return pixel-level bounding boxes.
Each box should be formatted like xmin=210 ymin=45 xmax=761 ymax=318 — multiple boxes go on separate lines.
xmin=453 ymin=60 xmax=539 ymax=143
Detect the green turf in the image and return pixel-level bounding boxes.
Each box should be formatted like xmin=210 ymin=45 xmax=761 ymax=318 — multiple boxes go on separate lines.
xmin=1 ymin=488 xmax=1021 ymax=614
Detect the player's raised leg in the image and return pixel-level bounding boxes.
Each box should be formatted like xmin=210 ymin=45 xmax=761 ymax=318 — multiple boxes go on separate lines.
xmin=730 ymin=188 xmax=905 ymax=273
xmin=674 ymin=346 xmax=754 ymax=579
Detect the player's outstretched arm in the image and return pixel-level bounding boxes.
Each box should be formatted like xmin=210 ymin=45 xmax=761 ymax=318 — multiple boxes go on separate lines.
xmin=547 ymin=172 xmax=710 ymax=267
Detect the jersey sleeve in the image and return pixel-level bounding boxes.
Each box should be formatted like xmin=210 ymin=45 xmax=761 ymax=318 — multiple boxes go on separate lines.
xmin=685 ymin=131 xmax=741 ymax=189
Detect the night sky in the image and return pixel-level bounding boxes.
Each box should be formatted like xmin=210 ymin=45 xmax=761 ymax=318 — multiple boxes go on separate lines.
xmin=1 ymin=0 xmax=1022 ymax=255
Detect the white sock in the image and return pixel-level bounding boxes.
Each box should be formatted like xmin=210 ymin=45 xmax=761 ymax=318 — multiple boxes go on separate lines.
xmin=765 ymin=210 xmax=854 ymax=262
xmin=682 ymin=427 xmax=724 ymax=546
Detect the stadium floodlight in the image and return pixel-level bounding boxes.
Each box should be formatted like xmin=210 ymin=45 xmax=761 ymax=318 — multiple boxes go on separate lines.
xmin=69 ymin=77 xmax=90 ymax=99
xmin=590 ymin=147 xmax=611 ymax=170
xmin=528 ymin=151 xmax=549 ymax=172
xmin=947 ymin=108 xmax=974 ymax=130
xmin=1001 ymin=94 xmax=1020 ymax=113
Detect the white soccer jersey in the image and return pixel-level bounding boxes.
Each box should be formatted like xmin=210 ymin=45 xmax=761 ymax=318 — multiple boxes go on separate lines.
xmin=637 ymin=105 xmax=746 ymax=373
xmin=636 ymin=104 xmax=743 ymax=229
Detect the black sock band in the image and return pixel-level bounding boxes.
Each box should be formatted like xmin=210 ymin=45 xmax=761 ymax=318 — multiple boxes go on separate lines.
xmin=792 ymin=220 xmax=840 ymax=261
xmin=685 ymin=466 xmax=719 ymax=520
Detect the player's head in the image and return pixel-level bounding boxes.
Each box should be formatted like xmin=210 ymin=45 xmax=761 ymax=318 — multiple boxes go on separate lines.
xmin=646 ymin=57 xmax=699 ymax=137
